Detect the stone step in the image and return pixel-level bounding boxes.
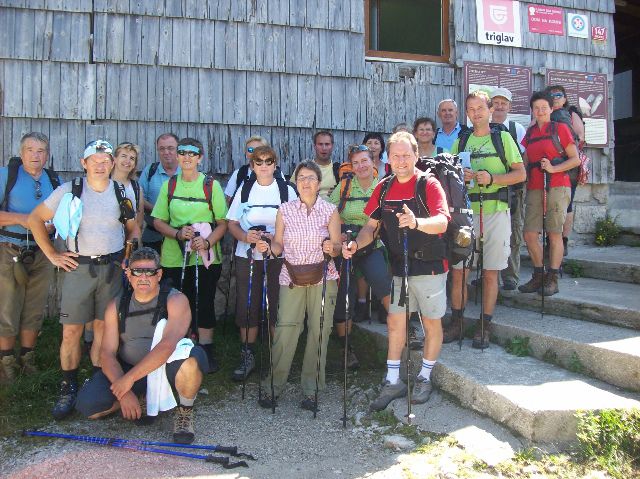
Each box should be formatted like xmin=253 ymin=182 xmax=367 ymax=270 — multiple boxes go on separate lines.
xmin=607 ymin=208 xmax=640 ymax=234
xmin=460 ymin=302 xmax=640 ymax=391
xmin=356 ymin=322 xmax=640 ymax=442
xmin=609 ymin=181 xmax=640 ymax=196
xmin=495 ymin=265 xmax=640 ymax=330
xmin=520 ymin=244 xmax=640 ymax=284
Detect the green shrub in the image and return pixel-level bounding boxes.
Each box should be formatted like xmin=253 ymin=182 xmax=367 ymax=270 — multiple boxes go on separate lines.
xmin=563 ymin=259 xmax=584 ymax=278
xmin=595 ymin=216 xmax=621 ymax=246
xmin=504 ymin=336 xmax=531 ymax=357
xmin=576 ymin=409 xmax=640 ymax=478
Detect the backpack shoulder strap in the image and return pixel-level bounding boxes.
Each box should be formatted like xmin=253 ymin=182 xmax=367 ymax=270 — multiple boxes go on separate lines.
xmin=457 ymin=129 xmax=472 ymax=153
xmin=147 ymin=162 xmax=160 ymax=181
xmin=167 ymin=175 xmax=178 ymax=207
xmin=235 ymin=164 xmax=250 ymax=194
xmin=71 ymin=176 xmax=83 ymax=199
xmin=549 ymin=121 xmax=565 ymax=156
xmin=413 ymin=173 xmax=430 ymax=218
xmin=337 ymin=174 xmax=353 ymax=213
xmin=378 ymin=174 xmax=395 ymax=210
xmin=203 ymin=174 xmax=214 ymax=213
xmin=508 ymin=121 xmax=518 ymax=145
xmin=490 ymin=129 xmax=508 ymax=173
xmin=113 ymin=180 xmax=127 ymax=202
xmin=275 ymin=176 xmax=290 ymax=203
xmin=332 ymin=162 xmax=340 ymax=183
xmin=2 ymin=157 xmax=22 ymax=210
xmin=118 ymin=287 xmax=134 ymax=334
xmin=240 ymin=172 xmax=257 ymax=204
xmin=131 ymin=179 xmax=140 ymax=206
xmin=152 ymin=281 xmax=172 ymax=326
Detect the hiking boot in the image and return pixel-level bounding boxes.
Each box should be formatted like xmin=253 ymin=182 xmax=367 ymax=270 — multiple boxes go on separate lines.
xmin=409 ymin=325 xmax=423 ymax=351
xmin=134 ymin=395 xmax=156 ymax=426
xmin=173 ymin=406 xmax=195 ymax=444
xmin=300 ymin=396 xmax=318 ymax=412
xmin=518 ymin=270 xmax=544 ymax=294
xmin=231 ymin=349 xmax=255 ymax=381
xmin=342 ymin=346 xmax=360 ymax=370
xmin=442 ymin=317 xmax=463 ymax=344
xmin=0 ymin=355 xmax=19 ymax=385
xmin=541 ymin=271 xmax=559 ymax=296
xmin=52 ymin=381 xmax=77 ymax=420
xmin=353 ymin=302 xmax=369 ymax=323
xmin=258 ymin=394 xmax=277 ymax=410
xmin=471 ymin=320 xmax=491 ymax=350
xmin=370 ymin=380 xmax=407 ymax=412
xmin=411 ymin=376 xmax=433 ymax=405
xmin=502 ymin=279 xmax=517 ymax=291
xmin=20 ymin=351 xmax=39 ymax=375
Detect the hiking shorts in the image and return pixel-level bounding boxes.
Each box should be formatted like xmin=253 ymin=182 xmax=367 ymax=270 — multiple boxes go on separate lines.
xmin=524 ymin=187 xmax=570 ymax=235
xmin=75 ymin=345 xmax=208 ymax=418
xmin=451 ymin=211 xmax=511 ymax=271
xmin=389 ymin=273 xmax=447 ymax=319
xmin=59 ymin=263 xmax=123 ymax=325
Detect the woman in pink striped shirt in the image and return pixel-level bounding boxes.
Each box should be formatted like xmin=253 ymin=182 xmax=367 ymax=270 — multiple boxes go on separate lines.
xmin=256 ymin=160 xmax=341 ymax=412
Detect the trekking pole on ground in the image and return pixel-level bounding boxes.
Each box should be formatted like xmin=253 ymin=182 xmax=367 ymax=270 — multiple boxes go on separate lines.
xmin=342 ymin=230 xmax=353 ymax=428
xmin=314 ymin=239 xmax=331 ymax=419
xmin=479 ymin=186 xmax=485 ymax=351
xmin=193 ymin=231 xmax=201 ymax=341
xmin=368 ymin=286 xmax=372 ymax=325
xmin=542 ymin=171 xmax=548 ymax=319
xmin=260 ymin=236 xmax=276 ymax=413
xmin=399 ymin=214 xmax=414 ymax=425
xmin=23 ymin=430 xmax=251 ymax=468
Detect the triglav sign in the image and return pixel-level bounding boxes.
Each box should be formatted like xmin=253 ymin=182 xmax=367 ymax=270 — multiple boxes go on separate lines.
xmin=476 ymin=0 xmax=522 ymax=47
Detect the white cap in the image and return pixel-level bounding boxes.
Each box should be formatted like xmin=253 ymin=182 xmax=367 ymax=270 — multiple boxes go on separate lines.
xmin=490 ymin=87 xmax=513 ymax=102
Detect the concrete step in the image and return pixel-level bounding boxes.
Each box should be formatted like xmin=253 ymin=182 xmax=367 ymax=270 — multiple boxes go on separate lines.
xmin=608 ymin=208 xmax=640 ymax=234
xmin=609 ymin=181 xmax=640 ymax=196
xmin=520 ymin=244 xmax=640 ymax=284
xmin=461 ymin=302 xmax=640 ymax=391
xmin=495 ymin=265 xmax=640 ymax=330
xmin=356 ymin=321 xmax=640 ymax=443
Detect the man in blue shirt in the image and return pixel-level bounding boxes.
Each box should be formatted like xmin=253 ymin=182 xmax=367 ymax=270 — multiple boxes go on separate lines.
xmin=435 ymin=99 xmax=464 ymax=152
xmin=0 ymin=132 xmax=59 ymax=384
xmin=138 ymin=133 xmax=181 ymax=252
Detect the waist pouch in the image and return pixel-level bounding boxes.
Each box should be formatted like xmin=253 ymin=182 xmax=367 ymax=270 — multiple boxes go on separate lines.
xmin=284 ymin=260 xmax=325 ymax=287
xmin=468 ymin=188 xmax=509 ymax=203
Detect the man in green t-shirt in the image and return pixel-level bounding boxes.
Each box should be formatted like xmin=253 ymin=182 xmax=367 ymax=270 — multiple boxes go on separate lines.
xmin=446 ymin=91 xmax=526 ymax=349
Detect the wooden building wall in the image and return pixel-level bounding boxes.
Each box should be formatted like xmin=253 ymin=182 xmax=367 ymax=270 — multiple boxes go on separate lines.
xmin=0 ymin=0 xmax=615 ymax=185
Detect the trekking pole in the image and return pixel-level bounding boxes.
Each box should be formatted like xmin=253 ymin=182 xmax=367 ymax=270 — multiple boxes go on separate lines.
xmin=193 ymin=231 xmax=201 ymax=341
xmin=479 ymin=186 xmax=485 ymax=351
xmin=314 ymin=238 xmax=331 ymax=418
xmin=23 ymin=431 xmax=250 ymax=468
xmin=368 ymin=286 xmax=372 ymax=325
xmin=180 ymin=230 xmax=189 ymax=291
xmin=402 ymin=224 xmax=414 ymax=424
xmin=459 ymin=255 xmax=469 ymax=351
xmin=242 ymin=244 xmax=255 ymax=401
xmin=342 ymin=230 xmax=353 ymax=428
xmin=260 ymin=237 xmax=276 ymax=413
xmin=541 ymin=170 xmax=548 ymax=319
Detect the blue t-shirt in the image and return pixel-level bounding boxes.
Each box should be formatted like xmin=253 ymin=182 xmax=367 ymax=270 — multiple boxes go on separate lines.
xmin=0 ymin=165 xmax=59 ymax=246
xmin=435 ymin=123 xmax=462 ymax=152
xmin=138 ymin=162 xmax=180 ymax=243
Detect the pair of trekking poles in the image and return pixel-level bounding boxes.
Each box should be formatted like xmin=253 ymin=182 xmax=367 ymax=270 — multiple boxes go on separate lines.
xmin=179 ymin=230 xmax=202 ymax=340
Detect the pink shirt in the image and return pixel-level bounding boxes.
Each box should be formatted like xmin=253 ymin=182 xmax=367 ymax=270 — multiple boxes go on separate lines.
xmin=279 ymin=197 xmax=339 ymax=286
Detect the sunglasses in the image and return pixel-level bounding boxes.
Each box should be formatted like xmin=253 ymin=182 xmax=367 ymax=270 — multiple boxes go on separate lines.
xmin=349 ymin=145 xmax=370 ymax=154
xmin=253 ymin=158 xmax=275 ymax=166
xmin=177 ymin=150 xmax=200 ymax=157
xmin=130 ymin=268 xmax=160 ymax=277
xmin=550 ymin=92 xmax=564 ymax=98
xmin=247 ymin=147 xmax=255 ymax=153
xmin=34 ymin=179 xmax=42 ymax=200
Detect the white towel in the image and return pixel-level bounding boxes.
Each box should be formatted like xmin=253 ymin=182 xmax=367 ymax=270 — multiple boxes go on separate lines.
xmin=146 ymin=318 xmax=194 ymax=416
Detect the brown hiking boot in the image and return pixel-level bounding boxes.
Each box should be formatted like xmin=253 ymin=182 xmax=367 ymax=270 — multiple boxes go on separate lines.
xmin=541 ymin=271 xmax=559 ymax=296
xmin=20 ymin=351 xmax=39 ymax=375
xmin=442 ymin=317 xmax=463 ymax=344
xmin=471 ymin=320 xmax=491 ymax=350
xmin=518 ymin=270 xmax=544 ymax=293
xmin=0 ymin=355 xmax=19 ymax=384
xmin=173 ymin=406 xmax=195 ymax=444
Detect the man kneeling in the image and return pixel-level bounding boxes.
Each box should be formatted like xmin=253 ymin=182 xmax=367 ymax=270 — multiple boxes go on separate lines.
xmin=76 ymin=247 xmax=208 ymax=444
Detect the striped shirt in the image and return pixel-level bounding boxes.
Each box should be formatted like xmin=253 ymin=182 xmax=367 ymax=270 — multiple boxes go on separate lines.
xmin=279 ymin=197 xmax=339 ymax=286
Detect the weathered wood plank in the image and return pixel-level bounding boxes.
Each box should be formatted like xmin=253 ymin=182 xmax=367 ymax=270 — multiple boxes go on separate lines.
xmin=288 ymin=0 xmax=306 ymax=27
xmin=280 ymin=74 xmax=297 ymax=127
xmin=222 ymin=70 xmax=247 ymax=125
xmin=237 ymin=22 xmax=256 ymax=71
xmin=198 ymin=68 xmax=222 ymax=123
xmin=157 ymin=16 xmax=173 ymax=65
xmin=300 ymin=28 xmax=319 ymax=75
xmin=171 ymin=18 xmax=191 ymax=66
xmin=129 ymin=65 xmax=147 ymax=121
xmin=284 ymin=27 xmax=302 ymax=74
xmin=246 ymin=71 xmax=265 ymax=126
xmin=139 ymin=15 xmax=159 ymax=65
xmin=105 ymin=14 xmax=125 ymax=63
xmin=123 ymin=14 xmax=143 ymax=65
xmin=224 ymin=21 xmax=238 ymax=69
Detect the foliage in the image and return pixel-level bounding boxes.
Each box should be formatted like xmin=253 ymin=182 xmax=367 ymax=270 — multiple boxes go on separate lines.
xmin=567 ymin=352 xmax=585 ymax=374
xmin=563 ymin=259 xmax=584 ymax=278
xmin=542 ymin=349 xmax=558 ymax=365
xmin=504 ymin=336 xmax=531 ymax=357
xmin=595 ymin=215 xmax=621 ymax=246
xmin=576 ymin=408 xmax=640 ymax=478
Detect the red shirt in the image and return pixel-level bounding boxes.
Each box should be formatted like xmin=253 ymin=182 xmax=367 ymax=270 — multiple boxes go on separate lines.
xmin=522 ymin=122 xmax=574 ymax=190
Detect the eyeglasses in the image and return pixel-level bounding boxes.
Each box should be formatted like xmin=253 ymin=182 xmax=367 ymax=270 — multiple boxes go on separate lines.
xmin=253 ymin=158 xmax=275 ymax=166
xmin=34 ymin=180 xmax=42 ymax=200
xmin=550 ymin=92 xmax=564 ymax=98
xmin=177 ymin=150 xmax=200 ymax=157
xmin=296 ymin=175 xmax=318 ymax=183
xmin=349 ymin=145 xmax=370 ymax=154
xmin=130 ymin=268 xmax=160 ymax=277
xmin=158 ymin=146 xmax=176 ymax=153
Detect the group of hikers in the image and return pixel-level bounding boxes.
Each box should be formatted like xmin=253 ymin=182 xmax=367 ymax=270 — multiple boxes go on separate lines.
xmin=0 ymin=85 xmax=586 ymax=444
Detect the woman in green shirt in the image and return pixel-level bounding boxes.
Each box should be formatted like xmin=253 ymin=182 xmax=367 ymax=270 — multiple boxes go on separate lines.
xmin=152 ymin=138 xmax=228 ymax=372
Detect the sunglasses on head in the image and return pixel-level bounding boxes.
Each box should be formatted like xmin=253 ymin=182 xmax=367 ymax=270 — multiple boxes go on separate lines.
xmin=34 ymin=179 xmax=42 ymax=200
xmin=349 ymin=145 xmax=370 ymax=154
xmin=177 ymin=150 xmax=200 ymax=157
xmin=247 ymin=147 xmax=255 ymax=153
xmin=253 ymin=158 xmax=275 ymax=166
xmin=130 ymin=268 xmax=160 ymax=277
xmin=550 ymin=92 xmax=564 ymax=98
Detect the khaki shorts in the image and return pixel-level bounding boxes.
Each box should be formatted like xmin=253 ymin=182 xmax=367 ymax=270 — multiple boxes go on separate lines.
xmin=0 ymin=245 xmax=54 ymax=336
xmin=389 ymin=273 xmax=447 ymax=319
xmin=59 ymin=263 xmax=123 ymax=325
xmin=524 ymin=187 xmax=570 ymax=234
xmin=452 ymin=211 xmax=511 ymax=271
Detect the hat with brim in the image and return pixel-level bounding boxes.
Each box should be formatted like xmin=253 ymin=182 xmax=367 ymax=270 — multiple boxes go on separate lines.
xmin=490 ymin=87 xmax=513 ymax=102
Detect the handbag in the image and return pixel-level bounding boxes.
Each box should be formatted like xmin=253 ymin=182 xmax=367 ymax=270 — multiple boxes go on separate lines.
xmin=284 ymin=260 xmax=325 ymax=287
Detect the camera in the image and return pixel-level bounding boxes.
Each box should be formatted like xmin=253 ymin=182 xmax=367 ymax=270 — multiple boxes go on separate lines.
xmin=15 ymin=245 xmax=36 ymax=265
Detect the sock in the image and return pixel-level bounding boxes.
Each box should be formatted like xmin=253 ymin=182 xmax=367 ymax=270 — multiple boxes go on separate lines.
xmin=534 ymin=266 xmax=544 ymax=274
xmin=385 ymin=360 xmax=401 ymax=384
xmin=19 ymin=347 xmax=34 ymax=356
xmin=418 ymin=359 xmax=436 ymax=381
xmin=548 ymin=268 xmax=559 ymax=274
xmin=179 ymin=395 xmax=195 ymax=408
xmin=62 ymin=368 xmax=78 ymax=387
xmin=481 ymin=314 xmax=493 ymax=323
xmin=0 ymin=349 xmax=14 ymax=358
xmin=451 ymin=308 xmax=463 ymax=321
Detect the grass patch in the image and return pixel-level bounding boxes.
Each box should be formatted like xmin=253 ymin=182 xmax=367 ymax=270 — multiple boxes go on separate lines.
xmin=568 ymin=352 xmax=584 ymax=374
xmin=504 ymin=336 xmax=531 ymax=357
xmin=563 ymin=259 xmax=584 ymax=278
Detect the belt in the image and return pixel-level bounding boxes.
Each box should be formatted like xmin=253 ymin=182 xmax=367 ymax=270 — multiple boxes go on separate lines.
xmin=0 ymin=242 xmax=40 ymax=252
xmin=468 ymin=188 xmax=509 ymax=203
xmin=76 ymin=249 xmax=124 ymax=265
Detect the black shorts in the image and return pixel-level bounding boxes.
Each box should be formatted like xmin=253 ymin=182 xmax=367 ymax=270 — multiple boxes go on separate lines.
xmin=75 ymin=346 xmax=208 ymax=418
xmin=234 ymin=256 xmax=282 ymax=328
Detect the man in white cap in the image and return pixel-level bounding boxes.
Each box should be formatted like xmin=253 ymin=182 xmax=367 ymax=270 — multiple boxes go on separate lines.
xmin=29 ymin=139 xmax=140 ymax=420
xmin=490 ymin=87 xmax=527 ymax=291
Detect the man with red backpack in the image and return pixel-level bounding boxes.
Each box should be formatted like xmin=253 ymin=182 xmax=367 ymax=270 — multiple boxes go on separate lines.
xmin=519 ymin=91 xmax=580 ymax=296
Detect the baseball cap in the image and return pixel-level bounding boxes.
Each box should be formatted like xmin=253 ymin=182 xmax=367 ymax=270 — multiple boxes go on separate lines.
xmin=490 ymin=87 xmax=513 ymax=102
xmin=83 ymin=139 xmax=114 ymax=159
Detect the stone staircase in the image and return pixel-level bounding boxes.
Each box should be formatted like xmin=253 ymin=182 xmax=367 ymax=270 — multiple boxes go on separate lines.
xmin=608 ymin=182 xmax=640 ymax=235
xmin=357 ymin=244 xmax=640 ymax=443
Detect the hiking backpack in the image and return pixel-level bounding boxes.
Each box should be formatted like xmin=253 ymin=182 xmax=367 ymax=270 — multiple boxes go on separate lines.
xmin=118 ymin=279 xmax=173 ymax=334
xmin=232 ymin=163 xmax=286 ymax=199
xmin=415 ymin=153 xmax=474 ymax=265
xmin=167 ymin=173 xmax=216 ymax=217
xmin=146 ymin=162 xmax=160 ymax=182
xmin=238 ymin=172 xmax=293 ymax=207
xmin=336 ymin=162 xmax=378 ymax=212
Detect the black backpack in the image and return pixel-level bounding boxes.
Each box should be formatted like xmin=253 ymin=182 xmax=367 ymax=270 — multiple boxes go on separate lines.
xmin=415 ymin=153 xmax=475 ymax=265
xmin=238 ymin=172 xmax=293 ymax=207
xmin=233 ymin=164 xmax=287 ymax=198
xmin=146 ymin=162 xmax=160 ymax=182
xmin=118 ymin=279 xmax=173 ymax=334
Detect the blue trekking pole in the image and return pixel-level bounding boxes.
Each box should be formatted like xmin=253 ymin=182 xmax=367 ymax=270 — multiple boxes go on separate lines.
xmin=259 ymin=236 xmax=276 ymax=413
